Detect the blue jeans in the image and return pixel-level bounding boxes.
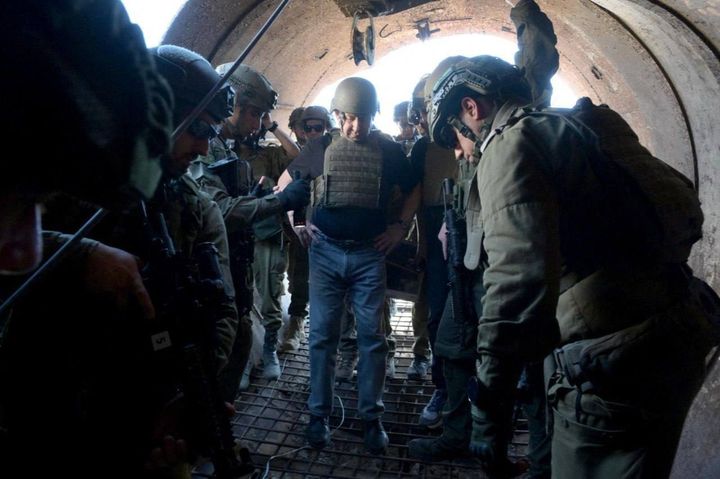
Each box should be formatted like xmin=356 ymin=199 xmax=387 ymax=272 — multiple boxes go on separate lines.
xmin=308 ymin=232 xmax=388 ymax=420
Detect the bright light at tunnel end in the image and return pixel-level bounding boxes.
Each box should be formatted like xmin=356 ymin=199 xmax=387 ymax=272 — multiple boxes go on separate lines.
xmin=119 ymin=0 xmax=578 ymax=138
xmin=314 ymin=34 xmax=578 ymax=135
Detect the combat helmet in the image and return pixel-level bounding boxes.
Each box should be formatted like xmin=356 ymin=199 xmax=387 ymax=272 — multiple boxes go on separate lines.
xmin=408 ymin=74 xmax=429 ymax=125
xmin=7 ymin=2 xmax=174 ymax=208
xmin=216 ymin=63 xmax=277 ymax=112
xmin=301 ymin=105 xmax=332 ymax=126
xmin=393 ymin=101 xmax=411 ymax=123
xmin=152 ymin=45 xmax=234 ymax=122
xmin=330 ymin=77 xmax=378 ymax=117
xmin=288 ymin=107 xmax=305 ymax=129
xmin=427 ymin=55 xmax=530 ymax=149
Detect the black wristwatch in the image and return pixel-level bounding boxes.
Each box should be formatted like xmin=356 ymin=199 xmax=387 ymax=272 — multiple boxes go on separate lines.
xmin=267 ymin=121 xmax=279 ymax=133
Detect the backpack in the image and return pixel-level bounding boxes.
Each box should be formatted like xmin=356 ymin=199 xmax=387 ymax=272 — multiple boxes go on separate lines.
xmin=522 ymin=97 xmax=704 ymax=264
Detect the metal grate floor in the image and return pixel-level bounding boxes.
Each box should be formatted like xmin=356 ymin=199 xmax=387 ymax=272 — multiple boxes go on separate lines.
xmin=232 ymin=300 xmax=529 ymax=478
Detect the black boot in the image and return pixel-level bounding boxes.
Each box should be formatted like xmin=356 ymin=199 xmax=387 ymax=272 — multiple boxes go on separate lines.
xmin=407 ymin=437 xmax=469 ymax=462
xmin=305 ymin=415 xmax=330 ymax=449
xmin=363 ymin=418 xmax=388 ymax=455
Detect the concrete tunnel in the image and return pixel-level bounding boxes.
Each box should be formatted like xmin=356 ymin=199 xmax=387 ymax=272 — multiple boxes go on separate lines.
xmin=162 ymin=0 xmax=720 ymax=476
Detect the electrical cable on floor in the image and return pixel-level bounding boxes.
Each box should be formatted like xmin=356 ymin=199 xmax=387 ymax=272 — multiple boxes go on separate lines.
xmin=260 ymin=394 xmax=346 ymax=479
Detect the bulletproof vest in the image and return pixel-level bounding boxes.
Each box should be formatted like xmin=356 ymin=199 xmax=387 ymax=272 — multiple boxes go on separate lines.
xmin=312 ymin=134 xmax=383 ymax=209
xmin=194 ymin=137 xmax=253 ymax=196
xmin=522 ymin=99 xmax=703 ymax=264
xmin=422 ymin=140 xmax=458 ymax=207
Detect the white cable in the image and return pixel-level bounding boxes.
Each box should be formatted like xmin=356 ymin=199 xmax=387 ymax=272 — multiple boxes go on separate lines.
xmin=260 ymin=394 xmax=346 ymax=478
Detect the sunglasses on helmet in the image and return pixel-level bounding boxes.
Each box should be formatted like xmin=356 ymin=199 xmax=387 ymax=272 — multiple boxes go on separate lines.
xmin=187 ymin=118 xmax=220 ymax=140
xmin=303 ymin=124 xmax=325 ymax=133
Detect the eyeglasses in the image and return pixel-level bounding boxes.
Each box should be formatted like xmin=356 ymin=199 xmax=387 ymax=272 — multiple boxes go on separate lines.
xmin=186 ymin=118 xmax=220 ymax=140
xmin=303 ymin=124 xmax=325 ymax=133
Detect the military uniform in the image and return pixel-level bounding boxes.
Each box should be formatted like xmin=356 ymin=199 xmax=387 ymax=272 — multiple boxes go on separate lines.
xmin=191 ymin=137 xmax=288 ymax=398
xmin=409 ymin=136 xmax=458 ymax=386
xmin=2 ymin=175 xmax=238 ymax=475
xmin=239 ymin=143 xmax=293 ymax=362
xmin=464 ymin=99 xmax=714 ymax=478
xmin=429 ymin=157 xmax=482 ymax=449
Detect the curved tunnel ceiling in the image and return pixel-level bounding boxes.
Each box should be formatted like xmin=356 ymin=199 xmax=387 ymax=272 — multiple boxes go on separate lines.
xmin=165 ymin=2 xmax=720 ymax=475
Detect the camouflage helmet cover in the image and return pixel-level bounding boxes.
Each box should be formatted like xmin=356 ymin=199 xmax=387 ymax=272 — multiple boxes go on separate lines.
xmin=330 ymin=77 xmax=378 ymax=117
xmin=427 ymin=55 xmax=529 ymax=148
xmin=152 ymin=45 xmax=233 ymax=122
xmin=216 ymin=63 xmax=277 ymax=112
xmin=288 ymin=107 xmax=305 ymax=129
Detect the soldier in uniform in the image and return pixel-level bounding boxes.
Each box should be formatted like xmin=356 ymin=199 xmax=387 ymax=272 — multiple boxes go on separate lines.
xmin=0 ymin=1 xmax=176 ymax=475
xmin=280 ymin=105 xmax=333 ymax=352
xmin=393 ymin=100 xmax=419 ymax=156
xmin=218 ymin=64 xmax=299 ymax=381
xmin=288 ymin=107 xmax=307 ymax=147
xmin=190 ymin=65 xmax=309 ymax=394
xmin=411 ymin=4 xmax=561 ymax=475
xmin=405 ymin=74 xmax=458 ymax=426
xmin=423 ymin=52 xmax=716 ymax=479
xmin=280 ymin=77 xmax=420 ymax=455
xmin=22 ymin=44 xmax=241 ymax=475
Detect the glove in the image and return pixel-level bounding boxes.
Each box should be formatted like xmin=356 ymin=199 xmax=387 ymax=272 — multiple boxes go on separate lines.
xmin=468 ymin=355 xmax=522 ymax=478
xmin=276 ymin=179 xmax=310 ymax=212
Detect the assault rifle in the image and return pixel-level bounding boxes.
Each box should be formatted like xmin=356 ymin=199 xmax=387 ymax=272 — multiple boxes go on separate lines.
xmin=442 ymin=178 xmax=468 ymax=323
xmin=140 ymin=200 xmax=254 ymax=478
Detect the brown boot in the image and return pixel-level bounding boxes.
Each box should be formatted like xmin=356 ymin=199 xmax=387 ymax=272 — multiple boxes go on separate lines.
xmin=278 ymin=316 xmax=306 ymax=352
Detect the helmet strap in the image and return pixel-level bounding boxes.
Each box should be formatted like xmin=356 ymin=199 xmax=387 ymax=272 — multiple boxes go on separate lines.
xmin=448 ymin=115 xmax=477 ymax=144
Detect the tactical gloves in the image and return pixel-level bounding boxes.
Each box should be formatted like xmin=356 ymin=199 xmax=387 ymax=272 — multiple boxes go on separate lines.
xmin=276 ymin=179 xmax=310 ymax=212
xmin=468 ymin=354 xmax=523 ymax=478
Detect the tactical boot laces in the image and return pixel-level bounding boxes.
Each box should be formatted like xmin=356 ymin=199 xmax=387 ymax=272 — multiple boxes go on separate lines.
xmin=305 ymin=415 xmax=331 ymax=449
xmin=407 ymin=356 xmax=430 ymax=381
xmin=335 ymin=353 xmax=358 ymax=382
xmin=419 ymin=389 xmax=447 ymax=429
xmin=385 ymin=357 xmax=397 ymax=380
xmin=407 ymin=437 xmax=470 ymax=462
xmin=278 ymin=316 xmax=306 ymax=352
xmin=363 ymin=418 xmax=389 ymax=455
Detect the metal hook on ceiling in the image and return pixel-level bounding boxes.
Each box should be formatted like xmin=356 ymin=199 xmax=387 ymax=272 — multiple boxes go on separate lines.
xmin=352 ymin=10 xmax=375 ymax=66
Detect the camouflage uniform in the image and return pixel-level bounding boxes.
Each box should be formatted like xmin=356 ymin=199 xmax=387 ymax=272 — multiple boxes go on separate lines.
xmin=191 ymin=137 xmax=288 ymax=398
xmin=409 ymin=136 xmax=458 ymax=384
xmin=0 ymin=2 xmax=174 ymax=475
xmin=238 ymin=143 xmax=293 ymax=353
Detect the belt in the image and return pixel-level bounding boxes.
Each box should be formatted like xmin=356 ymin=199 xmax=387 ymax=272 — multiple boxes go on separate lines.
xmin=315 ymin=230 xmax=374 ymax=249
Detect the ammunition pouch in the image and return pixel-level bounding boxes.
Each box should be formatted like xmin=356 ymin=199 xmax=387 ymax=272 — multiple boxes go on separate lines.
xmin=553 ymin=282 xmax=720 ymax=401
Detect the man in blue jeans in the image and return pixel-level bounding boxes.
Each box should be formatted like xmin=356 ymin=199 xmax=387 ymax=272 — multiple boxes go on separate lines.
xmin=278 ymin=77 xmax=420 ymax=455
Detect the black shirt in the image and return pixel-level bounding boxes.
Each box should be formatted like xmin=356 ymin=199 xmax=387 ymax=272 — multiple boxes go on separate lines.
xmin=288 ymin=131 xmax=417 ymax=240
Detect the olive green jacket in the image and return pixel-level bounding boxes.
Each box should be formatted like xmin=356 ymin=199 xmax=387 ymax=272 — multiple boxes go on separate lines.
xmin=191 ymin=138 xmax=285 ymax=235
xmin=466 ymin=99 xmax=710 ymax=372
xmin=162 ymin=176 xmax=238 ymax=370
xmin=237 ymin=144 xmax=292 ymax=241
